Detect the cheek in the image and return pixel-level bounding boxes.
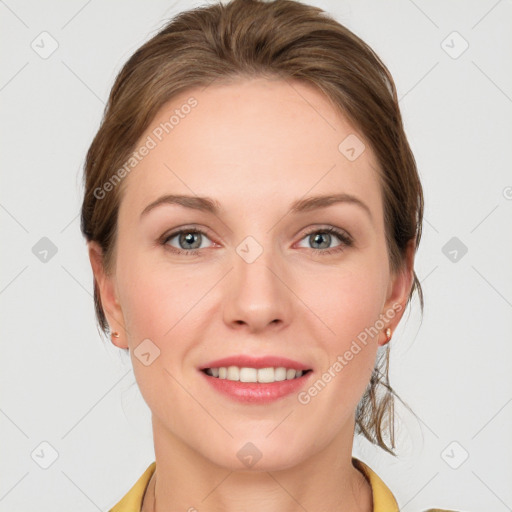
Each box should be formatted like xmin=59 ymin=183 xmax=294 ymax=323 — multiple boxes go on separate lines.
xmin=117 ymin=249 xmax=204 ymax=340
xmin=116 ymin=261 xmax=204 ymax=419
xmin=116 ymin=255 xmax=214 ymax=386
xmin=302 ymin=265 xmax=384 ymax=395
xmin=311 ymin=263 xmax=385 ymax=343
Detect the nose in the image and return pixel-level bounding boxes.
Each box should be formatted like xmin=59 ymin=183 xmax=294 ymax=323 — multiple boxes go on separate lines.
xmin=222 ymin=240 xmax=293 ymax=334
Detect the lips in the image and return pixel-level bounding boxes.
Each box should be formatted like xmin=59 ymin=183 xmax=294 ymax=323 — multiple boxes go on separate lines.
xmin=199 ymin=355 xmax=312 ymax=371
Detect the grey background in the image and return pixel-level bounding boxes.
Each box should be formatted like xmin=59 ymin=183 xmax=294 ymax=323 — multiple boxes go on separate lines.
xmin=1 ymin=0 xmax=511 ymax=510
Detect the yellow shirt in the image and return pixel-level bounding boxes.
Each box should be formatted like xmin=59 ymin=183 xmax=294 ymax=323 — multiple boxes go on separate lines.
xmin=109 ymin=457 xmax=457 ymax=512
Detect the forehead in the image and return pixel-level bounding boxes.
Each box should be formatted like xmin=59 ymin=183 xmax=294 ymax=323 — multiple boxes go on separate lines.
xmin=119 ymin=77 xmax=383 ymax=221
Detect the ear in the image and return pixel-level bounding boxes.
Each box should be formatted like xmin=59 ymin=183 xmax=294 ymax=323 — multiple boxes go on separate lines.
xmin=378 ymin=239 xmax=416 ymax=346
xmin=87 ymin=241 xmax=128 ymax=349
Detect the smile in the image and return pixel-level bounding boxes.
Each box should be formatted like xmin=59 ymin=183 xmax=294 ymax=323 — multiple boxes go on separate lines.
xmin=202 ymin=366 xmax=312 ymax=383
xmin=199 ymin=367 xmax=313 ymax=404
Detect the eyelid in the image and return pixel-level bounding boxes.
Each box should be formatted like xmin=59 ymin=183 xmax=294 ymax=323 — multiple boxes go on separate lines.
xmin=298 ymin=224 xmax=352 ymax=242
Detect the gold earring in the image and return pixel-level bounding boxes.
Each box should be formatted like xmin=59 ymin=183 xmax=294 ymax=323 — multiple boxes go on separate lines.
xmin=385 ymin=327 xmax=392 ymax=343
xmin=111 ymin=331 xmax=120 ymax=338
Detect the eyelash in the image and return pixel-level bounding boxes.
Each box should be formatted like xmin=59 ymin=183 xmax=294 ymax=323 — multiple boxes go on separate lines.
xmin=160 ymin=226 xmax=353 ymax=257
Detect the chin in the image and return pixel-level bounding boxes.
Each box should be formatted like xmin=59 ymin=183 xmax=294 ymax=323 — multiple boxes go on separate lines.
xmin=198 ymin=436 xmax=308 ymax=473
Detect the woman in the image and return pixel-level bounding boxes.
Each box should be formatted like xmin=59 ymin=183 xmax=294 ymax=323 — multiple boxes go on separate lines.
xmin=81 ymin=0 xmax=458 ymax=510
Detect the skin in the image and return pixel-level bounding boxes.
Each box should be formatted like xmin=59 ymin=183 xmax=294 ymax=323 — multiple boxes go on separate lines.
xmin=89 ymin=77 xmax=414 ymax=512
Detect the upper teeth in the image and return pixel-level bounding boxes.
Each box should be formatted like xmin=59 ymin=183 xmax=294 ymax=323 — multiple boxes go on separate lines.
xmin=205 ymin=366 xmax=304 ymax=383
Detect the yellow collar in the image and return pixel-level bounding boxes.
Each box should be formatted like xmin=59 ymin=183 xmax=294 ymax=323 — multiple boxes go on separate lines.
xmin=109 ymin=461 xmax=155 ymax=512
xmin=109 ymin=457 xmax=399 ymax=511
xmin=351 ymin=457 xmax=399 ymax=511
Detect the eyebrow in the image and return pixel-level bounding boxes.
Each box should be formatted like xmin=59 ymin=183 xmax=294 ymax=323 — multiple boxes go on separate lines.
xmin=140 ymin=193 xmax=373 ymax=223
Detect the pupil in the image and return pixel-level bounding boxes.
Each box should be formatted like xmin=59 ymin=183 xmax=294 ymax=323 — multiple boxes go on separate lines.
xmin=312 ymin=233 xmax=329 ymax=249
xmin=181 ymin=232 xmax=200 ymax=249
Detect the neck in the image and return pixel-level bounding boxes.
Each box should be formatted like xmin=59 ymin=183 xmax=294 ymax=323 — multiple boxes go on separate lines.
xmin=142 ymin=415 xmax=373 ymax=512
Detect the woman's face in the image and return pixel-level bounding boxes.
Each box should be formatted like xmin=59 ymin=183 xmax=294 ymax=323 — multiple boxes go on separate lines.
xmin=90 ymin=77 xmax=412 ymax=470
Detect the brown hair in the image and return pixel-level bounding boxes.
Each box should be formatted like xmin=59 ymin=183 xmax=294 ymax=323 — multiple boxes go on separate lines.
xmin=81 ymin=0 xmax=424 ymax=455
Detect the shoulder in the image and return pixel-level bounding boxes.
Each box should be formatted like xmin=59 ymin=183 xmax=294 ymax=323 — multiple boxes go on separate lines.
xmin=352 ymin=458 xmax=461 ymax=512
xmin=109 ymin=461 xmax=155 ymax=512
